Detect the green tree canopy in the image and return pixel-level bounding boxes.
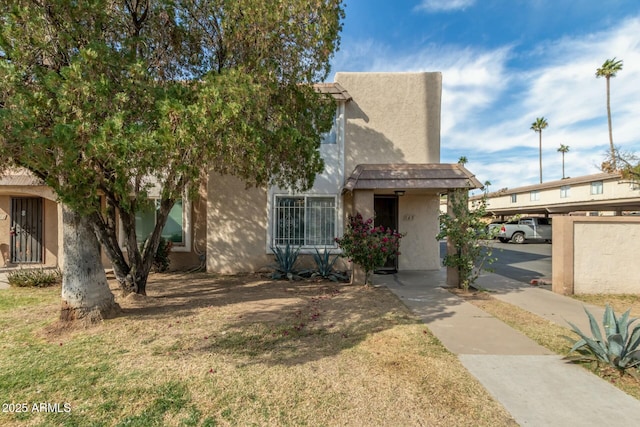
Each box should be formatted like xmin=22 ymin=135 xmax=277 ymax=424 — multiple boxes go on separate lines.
xmin=1 ymin=0 xmax=345 ymax=296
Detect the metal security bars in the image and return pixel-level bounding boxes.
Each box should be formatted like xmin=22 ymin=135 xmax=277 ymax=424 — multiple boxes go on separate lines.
xmin=10 ymin=197 xmax=43 ymax=263
xmin=274 ymin=196 xmax=336 ymax=247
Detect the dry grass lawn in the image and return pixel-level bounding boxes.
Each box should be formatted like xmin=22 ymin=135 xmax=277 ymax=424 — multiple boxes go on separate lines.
xmin=0 ymin=273 xmax=517 ymax=426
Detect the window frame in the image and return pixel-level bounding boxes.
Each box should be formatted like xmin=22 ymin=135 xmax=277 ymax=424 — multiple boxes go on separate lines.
xmin=510 ymin=194 xmax=517 ymax=203
xmin=530 ymin=190 xmax=540 ymax=201
xmin=271 ymin=194 xmax=338 ymax=250
xmin=560 ymin=185 xmax=570 ymax=198
xmin=591 ymin=181 xmax=604 ymax=195
xmin=119 ymin=197 xmax=192 ymax=253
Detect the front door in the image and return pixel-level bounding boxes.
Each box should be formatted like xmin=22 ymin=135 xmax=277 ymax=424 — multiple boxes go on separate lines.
xmin=374 ymin=195 xmax=398 ymax=272
xmin=10 ymin=197 xmax=43 ymax=264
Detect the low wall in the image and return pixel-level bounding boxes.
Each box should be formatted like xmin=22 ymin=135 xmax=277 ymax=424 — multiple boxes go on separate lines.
xmin=552 ymin=216 xmax=640 ymax=295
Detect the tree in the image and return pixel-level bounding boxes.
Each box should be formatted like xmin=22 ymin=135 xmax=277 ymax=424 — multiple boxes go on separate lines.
xmin=0 ymin=1 xmax=344 ymax=318
xmin=531 ymin=117 xmax=548 ymax=183
xmin=557 ymin=144 xmax=570 ymax=179
xmin=436 ymin=189 xmax=496 ymax=291
xmin=596 ymin=58 xmax=623 ymax=170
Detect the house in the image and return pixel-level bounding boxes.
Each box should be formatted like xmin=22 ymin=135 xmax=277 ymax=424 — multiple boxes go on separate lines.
xmin=206 ymin=72 xmax=481 ymax=277
xmin=1 ymin=72 xmax=481 ymax=277
xmin=469 ymin=172 xmax=640 ymax=217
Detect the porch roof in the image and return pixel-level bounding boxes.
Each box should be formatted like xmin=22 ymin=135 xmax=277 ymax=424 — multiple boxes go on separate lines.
xmin=343 ymin=163 xmax=483 ymax=193
xmin=0 ymin=174 xmax=44 ymax=186
xmin=314 ymin=82 xmax=353 ymax=102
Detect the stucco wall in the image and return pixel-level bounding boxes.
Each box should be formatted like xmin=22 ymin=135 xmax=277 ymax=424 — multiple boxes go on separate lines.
xmin=207 ymin=174 xmax=270 ymax=274
xmin=336 ymin=72 xmax=441 ymax=176
xmin=552 ymin=216 xmax=640 ymax=294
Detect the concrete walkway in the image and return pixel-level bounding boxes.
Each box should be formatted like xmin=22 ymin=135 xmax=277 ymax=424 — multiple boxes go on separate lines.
xmin=376 ymin=270 xmax=640 ymax=426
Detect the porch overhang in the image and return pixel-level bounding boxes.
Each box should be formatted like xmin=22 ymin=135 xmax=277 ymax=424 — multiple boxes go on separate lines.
xmin=342 ymin=163 xmax=483 ymax=194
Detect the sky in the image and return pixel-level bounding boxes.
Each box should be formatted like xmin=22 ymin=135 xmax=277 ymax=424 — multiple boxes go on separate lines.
xmin=329 ymin=0 xmax=640 ymax=193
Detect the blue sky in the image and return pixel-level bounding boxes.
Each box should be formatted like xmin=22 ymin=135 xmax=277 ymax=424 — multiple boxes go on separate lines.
xmin=330 ymin=0 xmax=640 ymax=192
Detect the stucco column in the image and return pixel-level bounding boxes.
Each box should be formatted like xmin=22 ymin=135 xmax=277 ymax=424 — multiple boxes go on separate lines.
xmin=446 ymin=191 xmax=460 ymax=287
xmin=351 ymin=190 xmax=374 ymax=284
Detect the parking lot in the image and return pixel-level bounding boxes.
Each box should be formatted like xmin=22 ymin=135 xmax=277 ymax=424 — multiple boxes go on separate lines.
xmin=440 ymin=240 xmax=552 ymax=284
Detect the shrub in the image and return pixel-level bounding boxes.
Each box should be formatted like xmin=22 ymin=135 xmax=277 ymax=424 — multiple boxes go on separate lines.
xmin=311 ymin=247 xmax=348 ymax=282
xmin=141 ymin=237 xmax=173 ymax=273
xmin=436 ymin=189 xmax=497 ymax=290
xmin=270 ymin=244 xmax=303 ymax=280
xmin=8 ymin=268 xmax=62 ymax=288
xmin=566 ymin=304 xmax=640 ymax=375
xmin=335 ymin=213 xmax=404 ymax=285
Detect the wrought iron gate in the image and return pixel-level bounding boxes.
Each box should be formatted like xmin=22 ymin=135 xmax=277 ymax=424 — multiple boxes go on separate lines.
xmin=10 ymin=197 xmax=43 ymax=264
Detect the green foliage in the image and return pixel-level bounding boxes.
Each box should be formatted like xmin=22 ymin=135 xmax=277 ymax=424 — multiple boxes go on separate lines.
xmin=7 ymin=268 xmax=62 ymax=288
xmin=0 ymin=1 xmax=344 ymax=294
xmin=436 ymin=190 xmax=497 ymax=290
xmin=566 ymin=304 xmax=640 ymax=374
xmin=335 ymin=213 xmax=404 ymax=285
xmin=312 ymin=248 xmax=348 ymax=282
xmin=271 ymin=244 xmax=303 ymax=281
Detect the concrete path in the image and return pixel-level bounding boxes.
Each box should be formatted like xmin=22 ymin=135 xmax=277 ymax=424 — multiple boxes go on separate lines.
xmin=0 ymin=271 xmax=8 ymax=290
xmin=376 ymin=270 xmax=640 ymax=426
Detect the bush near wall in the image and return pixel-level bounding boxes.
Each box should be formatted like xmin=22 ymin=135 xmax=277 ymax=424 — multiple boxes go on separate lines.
xmin=7 ymin=268 xmax=62 ymax=288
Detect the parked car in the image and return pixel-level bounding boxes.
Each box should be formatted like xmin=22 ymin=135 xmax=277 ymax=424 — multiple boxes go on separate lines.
xmin=498 ymin=217 xmax=552 ymax=244
xmin=485 ymin=220 xmax=506 ymax=238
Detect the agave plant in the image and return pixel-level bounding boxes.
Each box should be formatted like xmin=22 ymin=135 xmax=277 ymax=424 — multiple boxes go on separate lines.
xmin=566 ymin=304 xmax=640 ymax=374
xmin=311 ymin=247 xmax=348 ymax=282
xmin=270 ymin=244 xmax=302 ymax=280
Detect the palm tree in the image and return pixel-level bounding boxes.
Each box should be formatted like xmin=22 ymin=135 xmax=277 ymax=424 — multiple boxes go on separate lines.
xmin=596 ymin=57 xmax=623 ymax=169
xmin=531 ymin=117 xmax=548 ymax=183
xmin=557 ymin=144 xmax=570 ymax=179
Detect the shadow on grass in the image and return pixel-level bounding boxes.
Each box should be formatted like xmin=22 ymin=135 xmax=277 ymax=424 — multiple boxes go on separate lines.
xmin=113 ymin=272 xmax=426 ymax=366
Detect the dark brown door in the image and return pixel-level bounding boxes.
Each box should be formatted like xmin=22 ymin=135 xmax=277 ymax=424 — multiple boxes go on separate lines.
xmin=374 ymin=195 xmax=398 ymax=272
xmin=10 ymin=197 xmax=43 ymax=263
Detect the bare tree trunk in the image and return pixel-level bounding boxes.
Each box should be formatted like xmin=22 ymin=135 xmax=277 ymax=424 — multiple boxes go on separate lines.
xmin=539 ymin=131 xmax=543 ymax=183
xmin=60 ymin=205 xmax=120 ymax=324
xmin=606 ymin=76 xmax=616 ymax=169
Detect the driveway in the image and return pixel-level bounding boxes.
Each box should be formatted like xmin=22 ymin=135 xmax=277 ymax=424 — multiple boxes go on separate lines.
xmin=440 ymin=240 xmax=552 ymax=285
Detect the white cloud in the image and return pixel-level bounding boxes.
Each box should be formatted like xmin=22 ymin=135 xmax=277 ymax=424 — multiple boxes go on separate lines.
xmin=332 ymin=15 xmax=640 ymax=190
xmin=415 ymin=0 xmax=476 ymax=12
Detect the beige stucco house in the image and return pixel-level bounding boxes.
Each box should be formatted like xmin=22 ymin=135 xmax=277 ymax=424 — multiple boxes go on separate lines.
xmin=1 ymin=72 xmax=481 ymax=276
xmin=468 ymin=172 xmax=640 ymax=217
xmin=207 ymin=72 xmax=481 ymax=276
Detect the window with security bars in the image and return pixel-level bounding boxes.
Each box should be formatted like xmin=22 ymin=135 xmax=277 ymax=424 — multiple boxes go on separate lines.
xmin=274 ymin=196 xmax=336 ymax=247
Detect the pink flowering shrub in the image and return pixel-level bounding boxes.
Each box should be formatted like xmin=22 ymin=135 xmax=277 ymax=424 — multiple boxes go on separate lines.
xmin=335 ymin=213 xmax=404 ymax=285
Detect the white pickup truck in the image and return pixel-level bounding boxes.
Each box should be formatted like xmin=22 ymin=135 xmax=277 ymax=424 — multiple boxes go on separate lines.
xmin=497 ymin=217 xmax=552 ymax=244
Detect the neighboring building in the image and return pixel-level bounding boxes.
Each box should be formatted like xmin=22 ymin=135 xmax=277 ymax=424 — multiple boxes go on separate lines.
xmin=1 ymin=72 xmax=482 ymax=274
xmin=469 ymin=172 xmax=640 ymax=218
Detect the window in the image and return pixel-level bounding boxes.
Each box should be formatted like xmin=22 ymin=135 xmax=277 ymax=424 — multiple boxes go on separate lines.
xmin=591 ymin=181 xmax=603 ymax=195
xmin=510 ymin=194 xmax=517 ymax=203
xmin=530 ymin=190 xmax=540 ymax=201
xmin=135 ymin=199 xmax=186 ymax=245
xmin=320 ymin=110 xmax=338 ymax=144
xmin=560 ymin=185 xmax=570 ymax=198
xmin=273 ymin=196 xmax=336 ymax=247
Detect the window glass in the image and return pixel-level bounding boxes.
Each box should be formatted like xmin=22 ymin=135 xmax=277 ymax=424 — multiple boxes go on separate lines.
xmin=162 ymin=200 xmax=184 ymax=243
xmin=135 ymin=206 xmax=156 ymax=244
xmin=274 ymin=196 xmax=336 ymax=247
xmin=510 ymin=194 xmax=517 ymax=203
xmin=530 ymin=190 xmax=540 ymax=201
xmin=560 ymin=185 xmax=570 ymax=198
xmin=320 ymin=110 xmax=338 ymax=144
xmin=135 ymin=199 xmax=185 ymax=245
xmin=591 ymin=181 xmax=603 ymax=195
